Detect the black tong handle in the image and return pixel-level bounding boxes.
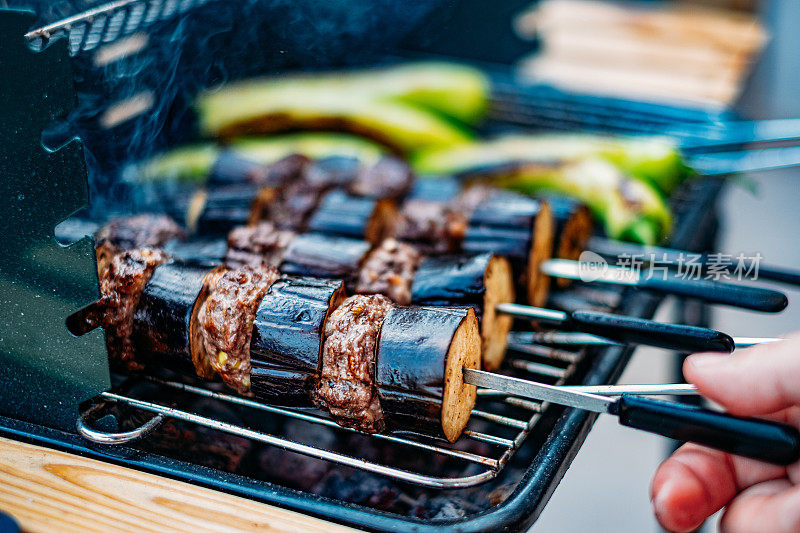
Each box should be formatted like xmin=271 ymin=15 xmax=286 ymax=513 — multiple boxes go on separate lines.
xmin=640 ymin=274 xmax=788 ymax=313
xmin=569 ymin=310 xmax=735 ymax=353
xmin=614 ymin=396 xmax=800 ymax=466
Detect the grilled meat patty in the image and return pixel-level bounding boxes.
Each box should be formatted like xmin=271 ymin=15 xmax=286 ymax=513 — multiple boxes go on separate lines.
xmin=225 ymin=222 xmax=296 ymax=268
xmin=194 ymin=265 xmax=280 ymax=393
xmin=97 ymin=213 xmax=185 ymax=249
xmin=97 ymin=244 xmax=170 ymax=370
xmin=355 ymin=239 xmax=422 ymax=305
xmin=314 ymin=294 xmax=393 ymax=433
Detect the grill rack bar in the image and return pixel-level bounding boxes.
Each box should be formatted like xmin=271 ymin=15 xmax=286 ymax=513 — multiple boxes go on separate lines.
xmin=24 ymin=0 xmax=216 ymax=55
xmin=77 ymin=349 xmax=581 ymax=489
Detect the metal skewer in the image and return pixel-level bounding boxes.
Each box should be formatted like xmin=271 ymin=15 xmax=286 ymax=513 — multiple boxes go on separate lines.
xmin=509 ymin=331 xmax=782 ymax=350
xmin=541 ymin=259 xmax=788 ymax=313
xmin=495 ymin=303 xmax=735 ymax=353
xmin=676 ymin=118 xmax=800 ymax=152
xmin=689 ymin=145 xmax=800 ymax=176
xmin=588 ymin=236 xmax=800 ymax=288
xmin=558 ymin=383 xmax=698 ymax=396
xmin=463 ymin=369 xmax=800 ymax=466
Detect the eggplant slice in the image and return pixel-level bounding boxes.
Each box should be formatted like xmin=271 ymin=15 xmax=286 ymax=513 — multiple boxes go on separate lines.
xmin=548 ymin=196 xmax=593 ymax=289
xmin=281 ymin=232 xmax=371 ymax=288
xmin=464 ymin=194 xmax=554 ymax=308
xmin=410 ymin=253 xmax=514 ymax=370
xmin=131 ymin=262 xmax=210 ymax=372
xmin=250 ymin=277 xmax=347 ymax=406
xmin=307 ymin=189 xmax=396 ymax=245
xmin=376 ymin=306 xmax=480 ymax=442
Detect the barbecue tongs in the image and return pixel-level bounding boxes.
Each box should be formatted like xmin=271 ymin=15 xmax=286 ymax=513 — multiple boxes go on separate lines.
xmin=464 ymin=369 xmax=800 ymax=466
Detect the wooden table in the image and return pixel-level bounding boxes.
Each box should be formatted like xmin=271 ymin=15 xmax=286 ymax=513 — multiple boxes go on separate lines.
xmin=0 ymin=436 xmax=356 ymax=533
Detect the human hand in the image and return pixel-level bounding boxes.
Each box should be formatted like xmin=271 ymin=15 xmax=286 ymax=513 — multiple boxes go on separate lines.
xmin=651 ymin=332 xmax=800 ymax=533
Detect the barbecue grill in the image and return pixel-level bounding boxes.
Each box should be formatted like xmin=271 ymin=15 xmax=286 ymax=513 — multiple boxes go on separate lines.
xmin=0 ymin=1 xmax=741 ymax=530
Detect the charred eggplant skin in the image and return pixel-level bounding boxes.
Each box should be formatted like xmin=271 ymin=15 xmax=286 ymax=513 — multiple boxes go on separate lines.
xmin=207 ymin=150 xmax=267 ymax=187
xmin=376 ymin=306 xmax=469 ymax=437
xmin=195 ymin=185 xmax=260 ymax=235
xmin=249 ymin=277 xmax=346 ymax=406
xmin=131 ymin=262 xmax=208 ymax=371
xmin=462 ymin=191 xmax=543 ymax=261
xmin=410 ymin=253 xmax=491 ymax=309
xmin=406 ymin=176 xmax=461 ymax=202
xmin=164 ymin=238 xmax=227 ymax=268
xmin=306 ymin=190 xmax=385 ymax=241
xmin=280 ymin=233 xmax=370 ymax=287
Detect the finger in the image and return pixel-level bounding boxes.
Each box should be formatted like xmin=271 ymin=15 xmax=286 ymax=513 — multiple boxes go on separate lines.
xmin=684 ymin=331 xmax=800 ymax=416
xmin=651 ymin=443 xmax=786 ymax=533
xmin=720 ymin=480 xmax=800 ymax=533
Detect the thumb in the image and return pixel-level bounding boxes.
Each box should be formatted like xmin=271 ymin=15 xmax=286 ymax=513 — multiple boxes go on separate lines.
xmin=685 ymin=331 xmax=800 ymax=417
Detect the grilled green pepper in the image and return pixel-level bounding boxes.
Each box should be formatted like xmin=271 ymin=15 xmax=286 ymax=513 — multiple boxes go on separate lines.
xmin=139 ymin=133 xmax=386 ymax=183
xmin=411 ymin=134 xmax=690 ymax=194
xmin=352 ymin=62 xmax=489 ymax=124
xmin=196 ymin=62 xmax=486 ymax=153
xmin=414 ymin=144 xmax=672 ymax=244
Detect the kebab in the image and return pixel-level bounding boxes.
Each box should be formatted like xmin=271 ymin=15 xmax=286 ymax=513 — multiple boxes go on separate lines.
xmin=219 ymin=225 xmax=515 ymax=371
xmin=85 ymin=245 xmax=481 ymax=442
xmin=84 ymin=241 xmax=735 ymax=443
xmin=401 ymin=178 xmax=592 ymax=300
xmin=82 ymin=242 xmax=747 ymax=450
xmin=180 ymin=173 xmax=557 ymax=308
xmin=143 ymin=151 xmax=566 ymax=309
xmin=402 ymin=177 xmax=789 ymax=311
xmin=91 ymin=213 xmax=740 ymax=364
xmin=175 ymin=220 xmax=735 ymax=362
xmin=179 ymin=153 xmax=412 ymax=239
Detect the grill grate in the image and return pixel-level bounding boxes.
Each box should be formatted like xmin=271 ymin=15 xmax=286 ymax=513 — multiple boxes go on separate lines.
xmin=24 ymin=0 xmax=216 ymax=55
xmin=486 ymin=78 xmax=734 ymax=140
xmin=78 ymin=342 xmax=586 ymax=489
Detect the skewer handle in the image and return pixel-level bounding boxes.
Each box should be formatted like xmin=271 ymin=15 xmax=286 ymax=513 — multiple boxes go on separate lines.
xmin=613 ymin=396 xmax=800 ymax=466
xmin=568 ymin=310 xmax=735 ymax=353
xmin=758 ymin=264 xmax=800 ymax=287
xmin=640 ymin=274 xmax=788 ymax=313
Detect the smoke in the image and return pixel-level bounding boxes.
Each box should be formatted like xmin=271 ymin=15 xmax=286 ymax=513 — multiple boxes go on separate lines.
xmin=10 ymin=0 xmax=446 ymax=216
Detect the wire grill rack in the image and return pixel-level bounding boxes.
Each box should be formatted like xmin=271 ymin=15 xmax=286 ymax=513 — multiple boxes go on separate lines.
xmin=486 ymin=78 xmax=734 ymax=139
xmin=78 ymin=336 xmax=595 ymax=489
xmin=24 ymin=0 xmax=217 ymax=55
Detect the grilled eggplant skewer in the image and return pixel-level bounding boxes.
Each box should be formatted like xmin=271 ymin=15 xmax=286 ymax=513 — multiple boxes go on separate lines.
xmin=80 ymin=214 xmax=512 ymax=369
xmin=407 ymin=179 xmax=592 ymax=295
xmin=181 ymin=226 xmax=515 ymax=370
xmin=161 ymin=164 xmax=556 ymax=307
xmin=178 ymin=227 xmax=736 ymax=361
xmin=85 ymin=251 xmax=482 ymax=442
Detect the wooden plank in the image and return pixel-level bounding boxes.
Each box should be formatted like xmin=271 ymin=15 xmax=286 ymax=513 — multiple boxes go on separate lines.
xmin=0 ymin=436 xmax=356 ymax=533
xmin=518 ymin=0 xmax=767 ymax=50
xmin=519 ymin=55 xmax=738 ymax=106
